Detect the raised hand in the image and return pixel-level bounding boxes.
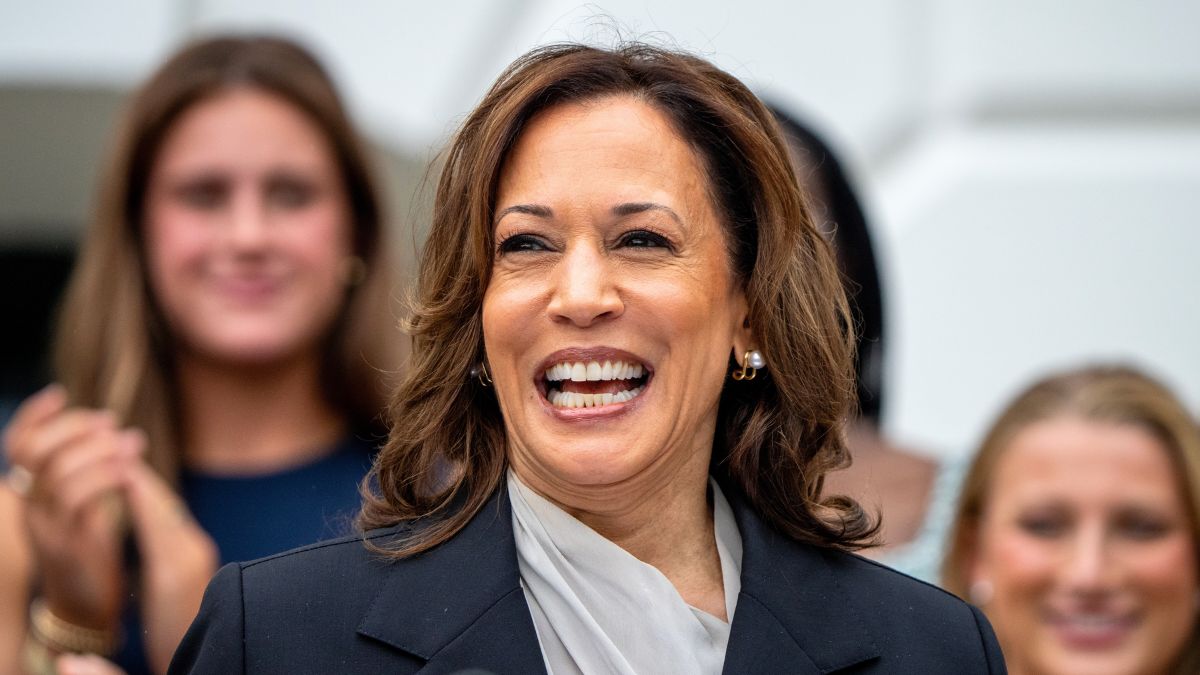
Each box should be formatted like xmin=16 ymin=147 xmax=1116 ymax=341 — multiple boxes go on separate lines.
xmin=123 ymin=459 xmax=218 ymax=673
xmin=2 ymin=386 xmax=140 ymax=631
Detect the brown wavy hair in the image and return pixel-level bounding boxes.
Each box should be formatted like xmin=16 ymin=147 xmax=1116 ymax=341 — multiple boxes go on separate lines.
xmin=55 ymin=34 xmax=399 ymax=480
xmin=942 ymin=364 xmax=1200 ymax=674
xmin=360 ymin=42 xmax=875 ymax=554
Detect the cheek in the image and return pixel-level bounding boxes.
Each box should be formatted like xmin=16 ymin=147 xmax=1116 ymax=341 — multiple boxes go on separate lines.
xmin=625 ymin=262 xmax=740 ymax=345
xmin=482 ymin=277 xmax=544 ymax=355
xmin=290 ymin=202 xmax=354 ymax=260
xmin=977 ymin=524 xmax=1057 ymax=601
xmin=281 ymin=209 xmax=356 ymax=308
xmin=1132 ymin=536 xmax=1198 ymax=611
xmin=144 ymin=208 xmax=211 ymax=295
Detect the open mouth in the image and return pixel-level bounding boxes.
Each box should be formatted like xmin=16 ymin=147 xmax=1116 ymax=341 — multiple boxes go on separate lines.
xmin=541 ymin=358 xmax=651 ymax=409
xmin=1045 ymin=609 xmax=1138 ymax=649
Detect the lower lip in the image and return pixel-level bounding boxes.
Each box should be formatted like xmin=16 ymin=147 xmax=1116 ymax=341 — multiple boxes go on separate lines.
xmin=539 ymin=379 xmax=650 ymax=421
xmin=215 ymin=279 xmax=282 ymax=303
xmin=1048 ymin=615 xmax=1136 ymax=650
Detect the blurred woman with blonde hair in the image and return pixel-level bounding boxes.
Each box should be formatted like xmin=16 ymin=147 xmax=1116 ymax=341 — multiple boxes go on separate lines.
xmin=943 ymin=365 xmax=1200 ymax=675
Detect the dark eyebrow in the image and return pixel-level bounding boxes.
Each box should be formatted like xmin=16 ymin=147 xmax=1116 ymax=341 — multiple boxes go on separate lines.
xmin=612 ymin=202 xmax=684 ymax=225
xmin=494 ymin=203 xmax=552 ymax=225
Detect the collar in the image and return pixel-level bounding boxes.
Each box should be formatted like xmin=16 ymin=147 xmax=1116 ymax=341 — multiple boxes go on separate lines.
xmin=356 ymin=485 xmax=547 ymax=673
xmin=355 ymin=477 xmax=881 ymax=674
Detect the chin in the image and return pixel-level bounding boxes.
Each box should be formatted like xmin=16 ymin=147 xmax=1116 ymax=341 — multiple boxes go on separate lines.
xmin=186 ymin=335 xmax=316 ymax=368
xmin=1032 ymin=647 xmax=1148 ymax=675
xmin=514 ymin=433 xmax=654 ymax=488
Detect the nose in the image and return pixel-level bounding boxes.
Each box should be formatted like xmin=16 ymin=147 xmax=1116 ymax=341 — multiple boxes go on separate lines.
xmin=225 ymin=189 xmax=270 ymax=252
xmin=1060 ymin=524 xmax=1114 ymax=596
xmin=546 ymin=244 xmax=623 ymax=328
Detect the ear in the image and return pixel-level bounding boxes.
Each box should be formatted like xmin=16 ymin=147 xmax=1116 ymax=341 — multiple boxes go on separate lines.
xmin=963 ymin=524 xmax=994 ymax=605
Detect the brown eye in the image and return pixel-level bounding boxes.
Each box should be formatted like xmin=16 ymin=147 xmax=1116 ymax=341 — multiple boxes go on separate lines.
xmin=1017 ymin=514 xmax=1068 ymax=539
xmin=617 ymin=229 xmax=671 ymax=250
xmin=265 ymin=170 xmax=316 ymax=207
xmin=175 ymin=178 xmax=227 ymax=209
xmin=1114 ymin=511 xmax=1172 ymax=541
xmin=267 ymin=178 xmax=314 ymax=207
xmin=497 ymin=233 xmax=552 ymax=255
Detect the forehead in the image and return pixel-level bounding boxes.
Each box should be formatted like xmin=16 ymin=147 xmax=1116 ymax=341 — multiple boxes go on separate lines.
xmin=156 ymin=88 xmax=333 ymax=171
xmin=497 ymin=95 xmax=713 ymax=208
xmin=989 ymin=416 xmax=1185 ymax=508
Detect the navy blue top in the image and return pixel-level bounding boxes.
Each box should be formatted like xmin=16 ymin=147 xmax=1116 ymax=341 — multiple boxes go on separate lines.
xmin=115 ymin=433 xmax=377 ymax=674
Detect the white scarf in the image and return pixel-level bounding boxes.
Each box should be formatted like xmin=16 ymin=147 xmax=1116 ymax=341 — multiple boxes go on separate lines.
xmin=508 ymin=471 xmax=742 ymax=675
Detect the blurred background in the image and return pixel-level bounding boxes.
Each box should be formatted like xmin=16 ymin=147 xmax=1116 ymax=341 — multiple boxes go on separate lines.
xmin=2 ymin=0 xmax=1197 ymax=459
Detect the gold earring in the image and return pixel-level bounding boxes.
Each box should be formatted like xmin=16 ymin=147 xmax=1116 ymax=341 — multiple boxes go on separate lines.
xmin=340 ymin=255 xmax=367 ymax=287
xmin=470 ymin=363 xmax=493 ymax=387
xmin=732 ymin=349 xmax=765 ymax=381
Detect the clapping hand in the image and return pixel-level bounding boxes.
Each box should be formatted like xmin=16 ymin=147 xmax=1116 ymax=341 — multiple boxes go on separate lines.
xmin=4 ymin=386 xmax=218 ymax=674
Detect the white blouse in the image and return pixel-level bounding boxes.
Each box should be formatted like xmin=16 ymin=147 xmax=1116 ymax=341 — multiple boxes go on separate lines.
xmin=508 ymin=471 xmax=743 ymax=675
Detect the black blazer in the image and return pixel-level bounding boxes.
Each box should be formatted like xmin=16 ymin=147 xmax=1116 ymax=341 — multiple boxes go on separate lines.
xmin=170 ymin=482 xmax=1005 ymax=674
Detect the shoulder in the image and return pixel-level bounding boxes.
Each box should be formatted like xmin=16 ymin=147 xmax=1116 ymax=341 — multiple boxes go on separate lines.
xmin=821 ymin=549 xmax=1005 ymax=672
xmin=729 ymin=489 xmax=1005 ymax=674
xmin=170 ymin=525 xmax=418 ymax=674
xmin=237 ymin=524 xmax=407 ymax=605
xmin=172 ymin=488 xmax=522 ymax=674
xmin=824 ymin=546 xmax=962 ymax=606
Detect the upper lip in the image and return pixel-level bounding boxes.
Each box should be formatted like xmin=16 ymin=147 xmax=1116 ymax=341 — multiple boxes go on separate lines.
xmin=212 ymin=273 xmax=283 ymax=290
xmin=536 ymin=347 xmax=653 ymax=379
xmin=1043 ymin=605 xmax=1137 ymax=624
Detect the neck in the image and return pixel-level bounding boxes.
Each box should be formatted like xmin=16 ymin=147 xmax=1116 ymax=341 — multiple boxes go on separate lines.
xmin=513 ymin=438 xmax=727 ymax=618
xmin=177 ymin=351 xmax=347 ymax=475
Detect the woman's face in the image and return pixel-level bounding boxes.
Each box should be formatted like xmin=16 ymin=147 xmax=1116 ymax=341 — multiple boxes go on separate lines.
xmin=971 ymin=416 xmax=1198 ymax=675
xmin=144 ymin=87 xmax=353 ymax=367
xmin=483 ymin=95 xmax=750 ymax=505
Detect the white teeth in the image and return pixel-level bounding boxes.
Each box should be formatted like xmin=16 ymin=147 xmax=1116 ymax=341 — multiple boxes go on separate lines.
xmin=544 ymin=359 xmax=648 ymax=382
xmin=542 ymin=356 xmax=650 ymax=408
xmin=549 ymin=386 xmax=644 ymax=409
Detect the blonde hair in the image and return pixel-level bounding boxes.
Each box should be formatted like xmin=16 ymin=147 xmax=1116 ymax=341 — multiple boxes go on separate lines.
xmin=359 ymin=43 xmax=876 ymax=556
xmin=55 ymin=35 xmax=399 ymax=479
xmin=942 ymin=364 xmax=1200 ymax=674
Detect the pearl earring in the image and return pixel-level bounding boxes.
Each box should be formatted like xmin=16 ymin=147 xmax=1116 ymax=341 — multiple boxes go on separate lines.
xmin=968 ymin=580 xmax=994 ymax=606
xmin=732 ymin=350 xmax=765 ymax=381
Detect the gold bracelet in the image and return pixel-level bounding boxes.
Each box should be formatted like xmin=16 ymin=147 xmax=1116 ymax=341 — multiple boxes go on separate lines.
xmin=28 ymin=598 xmax=120 ymax=656
xmin=20 ymin=632 xmax=57 ymax=675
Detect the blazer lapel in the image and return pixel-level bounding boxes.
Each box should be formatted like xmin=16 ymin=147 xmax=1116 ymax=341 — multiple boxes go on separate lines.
xmin=723 ymin=485 xmax=881 ymax=674
xmin=356 ymin=487 xmax=547 ymax=674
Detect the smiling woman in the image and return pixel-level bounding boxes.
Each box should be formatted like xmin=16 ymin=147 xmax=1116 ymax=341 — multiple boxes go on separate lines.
xmin=943 ymin=365 xmax=1200 ymax=675
xmin=172 ymin=43 xmax=1006 ymax=674
xmin=0 ymin=35 xmax=399 ymax=675
xmin=486 ymin=97 xmax=748 ymax=523
xmin=143 ymin=88 xmax=355 ymax=367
